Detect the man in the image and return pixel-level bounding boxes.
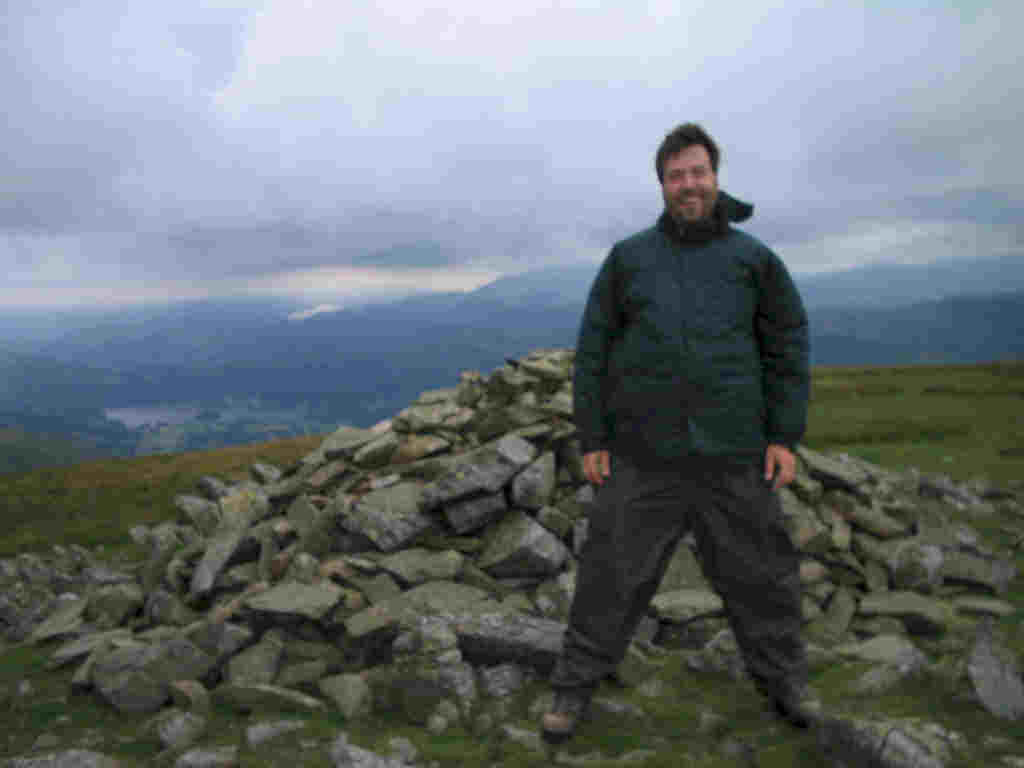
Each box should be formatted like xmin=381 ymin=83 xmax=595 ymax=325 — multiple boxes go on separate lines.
xmin=541 ymin=123 xmax=817 ymax=744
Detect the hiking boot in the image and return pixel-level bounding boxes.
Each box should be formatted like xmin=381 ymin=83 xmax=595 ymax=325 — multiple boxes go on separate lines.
xmin=540 ymin=687 xmax=593 ymax=745
xmin=772 ymin=684 xmax=822 ymax=728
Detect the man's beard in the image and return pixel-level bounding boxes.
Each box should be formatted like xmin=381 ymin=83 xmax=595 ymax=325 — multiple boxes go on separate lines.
xmin=672 ymin=196 xmax=725 ymax=243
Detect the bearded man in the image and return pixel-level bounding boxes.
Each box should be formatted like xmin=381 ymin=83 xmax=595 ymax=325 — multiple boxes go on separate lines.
xmin=541 ymin=122 xmax=819 ymax=744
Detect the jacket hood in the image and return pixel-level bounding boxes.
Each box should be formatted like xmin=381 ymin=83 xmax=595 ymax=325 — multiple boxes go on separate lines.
xmin=717 ymin=190 xmax=753 ymax=222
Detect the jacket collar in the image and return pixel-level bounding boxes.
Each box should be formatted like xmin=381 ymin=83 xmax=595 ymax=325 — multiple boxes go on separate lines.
xmin=657 ymin=190 xmax=754 ymax=243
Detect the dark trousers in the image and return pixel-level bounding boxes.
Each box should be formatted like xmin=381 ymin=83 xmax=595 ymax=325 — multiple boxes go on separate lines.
xmin=550 ymin=453 xmax=807 ymax=699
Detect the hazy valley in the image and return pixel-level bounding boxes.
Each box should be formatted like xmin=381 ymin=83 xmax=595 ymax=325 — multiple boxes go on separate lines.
xmin=1 ymin=252 xmax=1021 ymax=473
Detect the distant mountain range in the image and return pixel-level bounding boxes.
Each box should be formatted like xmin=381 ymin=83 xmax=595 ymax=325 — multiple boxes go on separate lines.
xmin=0 ymin=251 xmax=1020 ymax=471
xmin=470 ymin=250 xmax=1024 ymax=310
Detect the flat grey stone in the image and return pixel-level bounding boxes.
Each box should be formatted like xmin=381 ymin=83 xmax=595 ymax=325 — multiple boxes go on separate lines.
xmin=650 ymin=589 xmax=724 ymax=623
xmin=189 ymin=525 xmax=248 ymax=598
xmin=807 ymin=587 xmax=859 ymax=646
xmin=218 ymin=488 xmax=269 ymax=528
xmin=539 ymin=390 xmax=573 ymax=417
xmin=319 ymin=674 xmax=372 ymax=719
xmin=392 ymin=401 xmax=474 ymax=433
xmin=150 ymin=708 xmax=207 ymax=750
xmin=30 ymin=597 xmax=87 ymax=643
xmin=953 ymin=596 xmax=1015 ymax=618
xmin=186 ymin=620 xmax=253 ymax=661
xmin=391 ymin=434 xmax=451 ymax=465
xmin=226 ymin=633 xmax=284 ymax=685
xmin=303 ymin=459 xmax=350 ymax=490
xmin=276 ymin=659 xmax=329 ymax=688
xmin=378 ymin=548 xmax=465 ymax=585
xmin=212 ymin=683 xmax=325 ymax=714
xmin=86 ymin=583 xmax=144 ymax=627
xmin=353 ymin=432 xmax=400 ymax=468
xmin=174 ymin=495 xmax=221 ymax=536
xmin=91 ymin=635 xmax=217 ymax=714
xmin=920 ymin=474 xmax=983 ymax=506
xmin=450 ymin=611 xmax=564 ymax=672
xmin=245 ymin=719 xmax=307 ymax=747
xmin=845 ymin=502 xmax=909 ymax=539
xmin=420 ymin=435 xmax=537 ymax=511
xmin=286 ymin=495 xmax=319 ymax=537
xmin=858 ymin=591 xmax=957 ymax=635
xmin=656 ymin=544 xmax=708 ymax=592
xmin=321 ymin=426 xmax=380 ymax=460
xmin=444 ymin=492 xmax=508 ymax=534
xmin=196 ymin=476 xmax=230 ymax=500
xmin=835 ymin=634 xmax=928 ymax=667
xmin=251 ymin=462 xmax=282 ymax=484
xmin=476 ymin=509 xmax=569 ymax=578
xmin=852 ymin=663 xmax=921 ymax=695
xmin=47 ymin=629 xmax=132 ymax=670
xmin=343 ymin=482 xmax=433 ymax=552
xmin=498 ymin=725 xmax=546 ymax=754
xmin=942 ymin=552 xmax=1016 ymax=595
xmin=519 ymin=354 xmax=570 ymax=382
xmin=968 ymin=624 xmax=1024 ymax=719
xmin=888 ymin=540 xmax=944 ymax=592
xmin=169 ymin=680 xmax=211 ymax=713
xmin=330 ymin=733 xmax=409 ymax=768
xmin=344 ymin=581 xmax=491 ymax=639
xmin=478 ymin=662 xmax=528 ymax=698
xmin=508 ymin=451 xmax=556 ymax=510
xmin=797 ymin=446 xmax=872 ymax=499
xmin=173 ymin=746 xmax=239 ymax=768
xmin=534 ymin=570 xmax=575 ymax=619
xmin=780 ymin=488 xmax=832 ymax=553
xmin=328 ymin=567 xmax=402 ymax=605
xmin=817 ymin=715 xmax=954 ymax=768
xmin=244 ymin=581 xmax=344 ymax=621
xmin=471 ymin=408 xmax=529 ymax=444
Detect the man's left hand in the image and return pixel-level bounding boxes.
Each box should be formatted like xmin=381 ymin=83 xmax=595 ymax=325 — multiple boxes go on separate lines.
xmin=764 ymin=444 xmax=797 ymax=491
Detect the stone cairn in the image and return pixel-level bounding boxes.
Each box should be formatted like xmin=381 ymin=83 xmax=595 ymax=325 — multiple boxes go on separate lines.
xmin=2 ymin=347 xmax=1024 ymax=768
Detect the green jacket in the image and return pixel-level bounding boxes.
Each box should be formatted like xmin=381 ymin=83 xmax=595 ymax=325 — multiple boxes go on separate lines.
xmin=573 ymin=192 xmax=810 ymax=465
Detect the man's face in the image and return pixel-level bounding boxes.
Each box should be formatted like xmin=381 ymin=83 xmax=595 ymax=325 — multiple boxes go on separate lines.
xmin=661 ymin=144 xmax=718 ymax=225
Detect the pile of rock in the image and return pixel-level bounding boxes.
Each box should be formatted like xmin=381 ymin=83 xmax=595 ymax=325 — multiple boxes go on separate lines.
xmin=2 ymin=347 xmax=1023 ymax=768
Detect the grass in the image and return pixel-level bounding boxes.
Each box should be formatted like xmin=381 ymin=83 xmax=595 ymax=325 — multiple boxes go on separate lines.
xmin=803 ymin=360 xmax=1024 ymax=489
xmin=0 ymin=433 xmax=324 ymax=559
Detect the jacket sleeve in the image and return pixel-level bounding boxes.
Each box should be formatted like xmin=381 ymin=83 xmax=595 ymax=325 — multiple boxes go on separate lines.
xmin=573 ymin=247 xmax=622 ymax=455
xmin=755 ymin=246 xmax=810 ymax=450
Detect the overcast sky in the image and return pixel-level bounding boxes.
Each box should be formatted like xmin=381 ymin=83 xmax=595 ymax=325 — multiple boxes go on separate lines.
xmin=2 ymin=0 xmax=1021 ymax=309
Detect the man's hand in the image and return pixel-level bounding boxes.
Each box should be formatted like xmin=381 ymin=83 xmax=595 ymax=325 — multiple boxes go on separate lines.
xmin=764 ymin=444 xmax=796 ymax=491
xmin=583 ymin=450 xmax=611 ymax=486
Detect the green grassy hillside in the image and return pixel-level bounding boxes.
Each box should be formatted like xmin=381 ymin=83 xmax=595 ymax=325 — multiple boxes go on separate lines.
xmin=0 ymin=433 xmax=324 ymax=559
xmin=805 ymin=360 xmax=1024 ymax=488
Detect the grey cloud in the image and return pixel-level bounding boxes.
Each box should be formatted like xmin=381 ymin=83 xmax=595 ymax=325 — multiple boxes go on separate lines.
xmin=1 ymin=0 xmax=1021 ymax=306
xmin=0 ymin=2 xmax=248 ymax=234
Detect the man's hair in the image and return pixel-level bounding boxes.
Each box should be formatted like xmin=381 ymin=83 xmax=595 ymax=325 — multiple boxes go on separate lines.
xmin=655 ymin=123 xmax=720 ymax=182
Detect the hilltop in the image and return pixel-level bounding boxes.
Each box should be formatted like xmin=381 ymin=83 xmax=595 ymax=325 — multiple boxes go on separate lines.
xmin=1 ymin=349 xmax=1024 ymax=767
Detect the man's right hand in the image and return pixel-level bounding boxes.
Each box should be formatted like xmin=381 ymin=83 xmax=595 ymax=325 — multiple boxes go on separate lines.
xmin=583 ymin=450 xmax=611 ymax=486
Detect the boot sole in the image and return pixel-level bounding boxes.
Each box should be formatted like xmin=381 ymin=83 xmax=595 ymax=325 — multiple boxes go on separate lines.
xmin=541 ymin=727 xmax=574 ymax=745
